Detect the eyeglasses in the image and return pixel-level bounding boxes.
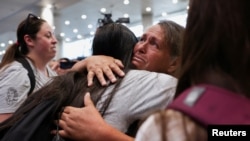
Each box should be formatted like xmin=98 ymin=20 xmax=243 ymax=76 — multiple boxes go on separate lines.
xmin=23 ymin=13 xmax=41 ymax=33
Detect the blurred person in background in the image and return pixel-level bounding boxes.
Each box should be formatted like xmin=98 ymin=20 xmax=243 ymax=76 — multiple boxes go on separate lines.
xmin=0 ymin=13 xmax=57 ymax=122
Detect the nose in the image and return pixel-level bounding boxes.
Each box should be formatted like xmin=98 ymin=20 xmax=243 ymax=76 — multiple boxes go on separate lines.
xmin=52 ymin=35 xmax=58 ymax=44
xmin=134 ymin=41 xmax=147 ymax=54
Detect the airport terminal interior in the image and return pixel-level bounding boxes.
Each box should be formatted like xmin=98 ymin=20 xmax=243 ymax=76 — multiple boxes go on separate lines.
xmin=0 ymin=0 xmax=189 ymax=61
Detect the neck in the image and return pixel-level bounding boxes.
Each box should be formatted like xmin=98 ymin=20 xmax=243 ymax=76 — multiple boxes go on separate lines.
xmin=26 ymin=54 xmax=49 ymax=76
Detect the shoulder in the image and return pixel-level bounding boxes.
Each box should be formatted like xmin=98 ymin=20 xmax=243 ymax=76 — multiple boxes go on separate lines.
xmin=0 ymin=61 xmax=27 ymax=74
xmin=127 ymin=69 xmax=177 ymax=80
xmin=125 ymin=70 xmax=177 ymax=87
xmin=0 ymin=61 xmax=29 ymax=84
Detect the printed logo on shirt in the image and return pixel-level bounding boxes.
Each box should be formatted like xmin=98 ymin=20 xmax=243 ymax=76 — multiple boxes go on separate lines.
xmin=5 ymin=87 xmax=19 ymax=105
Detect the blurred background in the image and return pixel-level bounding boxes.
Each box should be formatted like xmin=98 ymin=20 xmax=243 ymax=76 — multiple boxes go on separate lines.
xmin=0 ymin=0 xmax=189 ymax=61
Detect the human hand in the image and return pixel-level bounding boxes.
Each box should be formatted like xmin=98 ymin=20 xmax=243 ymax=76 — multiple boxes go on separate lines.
xmin=57 ymin=92 xmax=109 ymax=141
xmin=49 ymin=60 xmax=60 ymax=71
xmin=71 ymin=55 xmax=125 ymax=86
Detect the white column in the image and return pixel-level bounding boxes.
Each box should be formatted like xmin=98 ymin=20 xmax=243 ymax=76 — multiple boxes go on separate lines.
xmin=41 ymin=5 xmax=54 ymax=27
xmin=40 ymin=5 xmax=63 ymax=60
xmin=142 ymin=12 xmax=153 ymax=32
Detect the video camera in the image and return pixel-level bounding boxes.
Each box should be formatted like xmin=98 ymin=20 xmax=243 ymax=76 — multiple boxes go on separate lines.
xmin=97 ymin=13 xmax=130 ymax=26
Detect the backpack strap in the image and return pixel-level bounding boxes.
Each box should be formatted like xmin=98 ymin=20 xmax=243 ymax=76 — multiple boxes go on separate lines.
xmin=16 ymin=58 xmax=35 ymax=95
xmin=168 ymin=84 xmax=250 ymax=127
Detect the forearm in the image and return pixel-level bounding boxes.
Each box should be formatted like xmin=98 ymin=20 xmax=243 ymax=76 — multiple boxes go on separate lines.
xmin=0 ymin=113 xmax=13 ymax=122
xmin=70 ymin=59 xmax=87 ymax=72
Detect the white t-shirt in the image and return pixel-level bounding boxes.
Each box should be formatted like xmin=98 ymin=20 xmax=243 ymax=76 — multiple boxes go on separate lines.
xmin=0 ymin=59 xmax=57 ymax=114
xmin=96 ymin=69 xmax=177 ymax=132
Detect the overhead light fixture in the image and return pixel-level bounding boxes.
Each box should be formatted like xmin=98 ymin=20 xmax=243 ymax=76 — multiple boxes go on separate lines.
xmin=172 ymin=0 xmax=178 ymax=4
xmin=124 ymin=0 xmax=129 ymax=5
xmin=123 ymin=13 xmax=129 ymax=18
xmin=146 ymin=7 xmax=151 ymax=12
xmin=60 ymin=33 xmax=65 ymax=37
xmin=73 ymin=29 xmax=78 ymax=33
xmin=88 ymin=24 xmax=93 ymax=29
xmin=64 ymin=20 xmax=70 ymax=25
xmin=8 ymin=40 xmax=13 ymax=45
xmin=100 ymin=8 xmax=106 ymax=13
xmin=0 ymin=43 xmax=5 ymax=47
xmin=81 ymin=15 xmax=87 ymax=19
xmin=77 ymin=35 xmax=82 ymax=39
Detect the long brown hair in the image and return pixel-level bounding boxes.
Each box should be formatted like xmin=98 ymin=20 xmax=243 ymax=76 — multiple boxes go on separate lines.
xmin=176 ymin=0 xmax=250 ymax=97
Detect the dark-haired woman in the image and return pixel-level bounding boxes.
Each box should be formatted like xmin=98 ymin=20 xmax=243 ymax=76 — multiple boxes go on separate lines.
xmin=0 ymin=14 xmax=57 ymax=122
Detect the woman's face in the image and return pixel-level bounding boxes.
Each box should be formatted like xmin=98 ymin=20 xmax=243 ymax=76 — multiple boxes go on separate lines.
xmin=132 ymin=24 xmax=172 ymax=74
xmin=31 ymin=22 xmax=58 ymax=62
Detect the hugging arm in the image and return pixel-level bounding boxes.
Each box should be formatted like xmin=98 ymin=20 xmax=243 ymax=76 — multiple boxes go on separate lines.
xmin=70 ymin=55 xmax=125 ymax=86
xmin=57 ymin=93 xmax=134 ymax=141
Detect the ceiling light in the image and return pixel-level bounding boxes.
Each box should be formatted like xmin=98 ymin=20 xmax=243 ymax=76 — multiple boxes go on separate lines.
xmin=1 ymin=43 xmax=5 ymax=47
xmin=123 ymin=0 xmax=129 ymax=5
xmin=100 ymin=8 xmax=106 ymax=13
xmin=77 ymin=35 xmax=82 ymax=39
xmin=123 ymin=13 xmax=129 ymax=18
xmin=8 ymin=40 xmax=13 ymax=45
xmin=88 ymin=24 xmax=93 ymax=29
xmin=73 ymin=29 xmax=78 ymax=33
xmin=0 ymin=50 xmax=6 ymax=55
xmin=64 ymin=20 xmax=70 ymax=25
xmin=81 ymin=15 xmax=87 ymax=19
xmin=172 ymin=0 xmax=178 ymax=4
xmin=60 ymin=33 xmax=65 ymax=37
xmin=145 ymin=7 xmax=151 ymax=12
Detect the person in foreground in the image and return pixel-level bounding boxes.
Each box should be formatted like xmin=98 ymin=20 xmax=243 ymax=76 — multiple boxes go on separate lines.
xmin=135 ymin=0 xmax=250 ymax=140
xmin=56 ymin=20 xmax=184 ymax=140
xmin=0 ymin=13 xmax=57 ymax=122
xmin=0 ymin=21 xmax=181 ymax=141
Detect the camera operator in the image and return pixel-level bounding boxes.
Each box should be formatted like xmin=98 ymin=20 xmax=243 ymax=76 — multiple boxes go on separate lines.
xmin=49 ymin=57 xmax=77 ymax=75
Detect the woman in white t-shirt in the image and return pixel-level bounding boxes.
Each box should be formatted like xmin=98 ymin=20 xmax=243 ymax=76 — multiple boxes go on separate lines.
xmin=0 ymin=13 xmax=57 ymax=122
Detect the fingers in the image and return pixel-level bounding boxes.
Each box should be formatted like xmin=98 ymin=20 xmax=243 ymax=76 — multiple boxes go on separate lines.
xmin=109 ymin=60 xmax=125 ymax=77
xmin=57 ymin=119 xmax=73 ymax=138
xmin=85 ymin=56 xmax=125 ymax=86
xmin=84 ymin=92 xmax=94 ymax=107
xmin=57 ymin=130 xmax=68 ymax=138
xmin=89 ymin=59 xmax=125 ymax=86
xmin=114 ymin=59 xmax=124 ymax=69
xmin=70 ymin=60 xmax=86 ymax=72
xmin=87 ymin=71 xmax=96 ymax=86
